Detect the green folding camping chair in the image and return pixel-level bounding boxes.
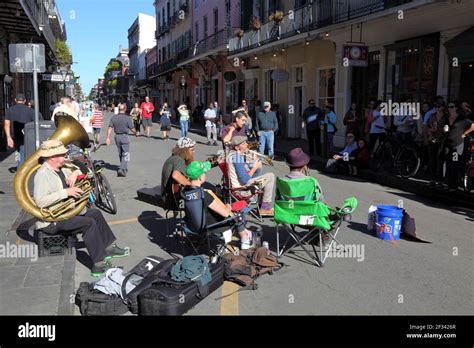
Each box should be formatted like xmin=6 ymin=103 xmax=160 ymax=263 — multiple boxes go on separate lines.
xmin=274 ymin=176 xmax=358 ymax=267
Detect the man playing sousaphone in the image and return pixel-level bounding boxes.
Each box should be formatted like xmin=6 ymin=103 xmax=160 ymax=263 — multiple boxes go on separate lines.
xmin=227 ymin=136 xmax=275 ymax=216
xmin=33 ymin=139 xmax=130 ymax=277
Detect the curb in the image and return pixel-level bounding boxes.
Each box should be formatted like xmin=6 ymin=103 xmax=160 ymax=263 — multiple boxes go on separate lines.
xmin=175 ymin=123 xmax=474 ymax=210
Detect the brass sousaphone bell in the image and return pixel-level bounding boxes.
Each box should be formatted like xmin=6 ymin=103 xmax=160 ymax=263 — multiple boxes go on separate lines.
xmin=13 ymin=114 xmax=93 ymax=222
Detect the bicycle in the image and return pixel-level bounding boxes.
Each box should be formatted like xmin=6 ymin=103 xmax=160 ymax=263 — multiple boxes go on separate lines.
xmin=371 ymin=131 xmax=421 ymax=178
xmin=69 ymin=147 xmax=117 ymax=214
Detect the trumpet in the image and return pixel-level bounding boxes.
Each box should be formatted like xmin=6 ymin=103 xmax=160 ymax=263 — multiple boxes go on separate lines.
xmin=245 ymin=149 xmax=274 ymax=166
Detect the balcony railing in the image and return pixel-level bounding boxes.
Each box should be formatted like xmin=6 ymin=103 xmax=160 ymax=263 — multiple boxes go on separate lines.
xmin=229 ymin=0 xmax=413 ymax=54
xmin=21 ymin=0 xmax=59 ymax=54
xmin=44 ymin=0 xmax=66 ymax=40
xmin=157 ymin=58 xmax=177 ymax=75
xmin=189 ymin=29 xmax=228 ymax=58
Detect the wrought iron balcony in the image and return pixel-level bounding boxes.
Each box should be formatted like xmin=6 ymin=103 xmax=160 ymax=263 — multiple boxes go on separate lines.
xmin=189 ymin=29 xmax=227 ymax=58
xmin=229 ymin=0 xmax=413 ymax=54
xmin=157 ymin=58 xmax=177 ymax=75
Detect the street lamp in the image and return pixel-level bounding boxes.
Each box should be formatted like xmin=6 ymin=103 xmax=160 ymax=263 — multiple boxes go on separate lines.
xmin=59 ymin=66 xmax=68 ymax=97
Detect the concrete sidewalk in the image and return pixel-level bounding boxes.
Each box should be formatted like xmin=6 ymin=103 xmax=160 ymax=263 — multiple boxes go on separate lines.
xmin=173 ymin=121 xmax=474 ymax=210
xmin=0 ymin=152 xmax=75 ymax=315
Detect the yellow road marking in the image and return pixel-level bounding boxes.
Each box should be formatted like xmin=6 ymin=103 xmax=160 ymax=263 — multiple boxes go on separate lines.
xmin=107 ymin=215 xmax=158 ymax=226
xmin=220 ymin=281 xmax=240 ymax=316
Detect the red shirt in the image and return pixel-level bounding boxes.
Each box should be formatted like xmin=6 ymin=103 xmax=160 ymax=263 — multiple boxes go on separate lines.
xmin=140 ymin=102 xmax=155 ymax=118
xmin=91 ymin=111 xmax=104 ymax=128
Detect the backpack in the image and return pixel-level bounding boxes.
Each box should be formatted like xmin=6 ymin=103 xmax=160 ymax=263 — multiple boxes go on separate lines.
xmin=220 ymin=247 xmax=283 ymax=295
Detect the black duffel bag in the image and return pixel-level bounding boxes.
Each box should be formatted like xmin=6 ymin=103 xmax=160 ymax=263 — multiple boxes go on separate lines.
xmin=75 ymin=282 xmax=129 ymax=316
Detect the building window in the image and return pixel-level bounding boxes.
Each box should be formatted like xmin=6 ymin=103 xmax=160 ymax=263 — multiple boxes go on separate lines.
xmin=296 ymin=67 xmax=303 ymax=84
xmin=318 ymin=68 xmax=335 ymax=107
xmin=195 ymin=22 xmax=199 ymax=41
xmin=203 ymin=15 xmax=208 ymax=38
xmin=214 ymin=8 xmax=218 ymax=34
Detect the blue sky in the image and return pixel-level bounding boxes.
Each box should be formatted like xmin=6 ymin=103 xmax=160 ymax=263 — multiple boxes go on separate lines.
xmin=56 ymin=0 xmax=155 ymax=95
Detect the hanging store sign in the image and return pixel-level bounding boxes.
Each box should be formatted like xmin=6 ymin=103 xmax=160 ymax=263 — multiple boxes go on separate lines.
xmin=343 ymin=45 xmax=369 ymax=67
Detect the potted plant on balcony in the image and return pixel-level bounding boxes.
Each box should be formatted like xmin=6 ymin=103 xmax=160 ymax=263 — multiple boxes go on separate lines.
xmin=235 ymin=29 xmax=244 ymax=38
xmin=269 ymin=10 xmax=284 ymax=24
xmin=250 ymin=16 xmax=262 ymax=31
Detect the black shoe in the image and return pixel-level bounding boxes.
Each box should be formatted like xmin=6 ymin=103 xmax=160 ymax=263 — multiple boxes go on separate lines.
xmin=90 ymin=261 xmax=112 ymax=277
xmin=104 ymin=245 xmax=131 ymax=261
xmin=117 ymin=169 xmax=126 ymax=177
xmin=207 ymin=141 xmax=211 ymax=145
xmin=213 ymin=142 xmax=218 ymax=146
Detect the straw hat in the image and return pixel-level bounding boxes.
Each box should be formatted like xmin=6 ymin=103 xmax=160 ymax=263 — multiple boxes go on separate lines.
xmin=39 ymin=139 xmax=68 ymax=158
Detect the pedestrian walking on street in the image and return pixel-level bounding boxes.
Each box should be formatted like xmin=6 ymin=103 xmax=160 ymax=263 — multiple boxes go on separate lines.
xmin=323 ymin=104 xmax=337 ymax=156
xmin=4 ymin=93 xmax=42 ymax=169
xmin=368 ymin=100 xmax=386 ymax=154
xmin=214 ymin=101 xmax=223 ymax=140
xmin=241 ymin=99 xmax=253 ymax=134
xmin=256 ymin=101 xmax=278 ymax=159
xmin=90 ymin=105 xmax=104 ymax=151
xmin=204 ymin=102 xmax=218 ymax=146
xmin=178 ymin=104 xmax=190 ymax=138
xmin=426 ymin=102 xmax=448 ymax=186
xmin=130 ymin=103 xmax=142 ymax=137
xmin=106 ymin=104 xmax=136 ymax=177
xmin=140 ymin=96 xmax=155 ymax=138
xmin=159 ymin=102 xmax=173 ymax=140
xmin=302 ymin=99 xmax=324 ymax=157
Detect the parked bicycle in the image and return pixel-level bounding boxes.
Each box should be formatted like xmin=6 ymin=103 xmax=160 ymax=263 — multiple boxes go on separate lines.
xmin=68 ymin=146 xmax=117 ymax=214
xmin=371 ymin=130 xmax=421 ymax=178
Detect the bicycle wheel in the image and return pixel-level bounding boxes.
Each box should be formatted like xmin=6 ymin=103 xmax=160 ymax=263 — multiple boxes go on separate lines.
xmin=97 ymin=174 xmax=117 ymax=214
xmin=371 ymin=143 xmax=387 ymax=172
xmin=395 ymin=146 xmax=420 ymax=178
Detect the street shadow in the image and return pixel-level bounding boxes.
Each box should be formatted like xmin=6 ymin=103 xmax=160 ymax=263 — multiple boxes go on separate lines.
xmin=0 ymin=150 xmax=13 ymax=163
xmin=137 ymin=210 xmax=185 ymax=258
xmin=385 ymin=190 xmax=474 ymax=222
xmin=101 ymin=162 xmax=119 ymax=171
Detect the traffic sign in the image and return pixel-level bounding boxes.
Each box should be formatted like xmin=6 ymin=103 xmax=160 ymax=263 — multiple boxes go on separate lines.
xmin=9 ymin=44 xmax=46 ymax=73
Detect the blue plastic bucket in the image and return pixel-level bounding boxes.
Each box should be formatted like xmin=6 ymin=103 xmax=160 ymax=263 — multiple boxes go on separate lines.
xmin=375 ymin=205 xmax=403 ymax=241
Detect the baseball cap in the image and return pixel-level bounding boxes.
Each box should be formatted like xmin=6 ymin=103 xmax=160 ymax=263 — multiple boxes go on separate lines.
xmin=186 ymin=161 xmax=211 ymax=180
xmin=263 ymin=101 xmax=271 ymax=108
xmin=16 ymin=93 xmax=26 ymax=101
xmin=177 ymin=137 xmax=196 ymax=148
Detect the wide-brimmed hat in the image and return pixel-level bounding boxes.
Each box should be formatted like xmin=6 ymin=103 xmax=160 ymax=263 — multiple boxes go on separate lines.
xmin=177 ymin=137 xmax=196 ymax=149
xmin=286 ymin=147 xmax=310 ymax=168
xmin=229 ymin=136 xmax=247 ymax=148
xmin=39 ymin=139 xmax=68 ymax=158
xmin=186 ymin=161 xmax=211 ymax=180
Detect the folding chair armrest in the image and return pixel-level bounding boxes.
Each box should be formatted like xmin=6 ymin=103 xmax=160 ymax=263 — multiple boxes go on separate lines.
xmin=206 ymin=212 xmax=245 ymax=230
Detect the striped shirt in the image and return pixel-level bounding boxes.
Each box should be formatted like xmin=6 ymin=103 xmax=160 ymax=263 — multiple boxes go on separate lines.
xmin=91 ymin=111 xmax=104 ymax=128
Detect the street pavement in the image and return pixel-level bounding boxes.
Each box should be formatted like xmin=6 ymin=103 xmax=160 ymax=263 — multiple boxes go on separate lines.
xmin=1 ymin=111 xmax=473 ymax=315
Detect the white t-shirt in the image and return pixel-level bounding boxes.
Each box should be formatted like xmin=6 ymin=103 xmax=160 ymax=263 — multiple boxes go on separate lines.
xmin=370 ymin=110 xmax=386 ymax=134
xmin=204 ymin=108 xmax=216 ymax=127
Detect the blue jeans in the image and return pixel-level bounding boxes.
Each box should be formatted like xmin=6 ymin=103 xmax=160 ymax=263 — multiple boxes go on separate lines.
xmin=180 ymin=120 xmax=189 ymax=138
xmin=259 ymin=131 xmax=274 ymax=158
xmin=17 ymin=145 xmax=25 ymax=168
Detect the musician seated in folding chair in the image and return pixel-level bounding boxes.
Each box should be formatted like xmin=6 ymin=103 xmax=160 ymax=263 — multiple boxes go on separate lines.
xmin=181 ymin=161 xmax=254 ymax=252
xmin=161 ymin=137 xmax=195 ymax=212
xmin=284 ymin=147 xmax=325 ymax=202
xmin=227 ymin=136 xmax=275 ymax=216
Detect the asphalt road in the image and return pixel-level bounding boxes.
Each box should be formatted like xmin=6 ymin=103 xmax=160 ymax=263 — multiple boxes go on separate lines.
xmin=74 ymin=111 xmax=473 ymax=315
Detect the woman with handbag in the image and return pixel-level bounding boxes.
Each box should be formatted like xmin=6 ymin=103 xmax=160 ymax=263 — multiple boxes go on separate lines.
xmin=130 ymin=103 xmax=142 ymax=137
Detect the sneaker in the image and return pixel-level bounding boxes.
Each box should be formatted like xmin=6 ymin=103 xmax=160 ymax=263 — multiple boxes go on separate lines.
xmin=213 ymin=142 xmax=218 ymax=146
xmin=117 ymin=169 xmax=126 ymax=177
xmin=104 ymin=245 xmax=131 ymax=260
xmin=90 ymin=261 xmax=112 ymax=277
xmin=206 ymin=141 xmax=211 ymax=145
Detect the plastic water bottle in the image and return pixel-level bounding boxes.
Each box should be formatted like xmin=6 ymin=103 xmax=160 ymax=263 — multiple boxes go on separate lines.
xmin=262 ymin=241 xmax=270 ymax=255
